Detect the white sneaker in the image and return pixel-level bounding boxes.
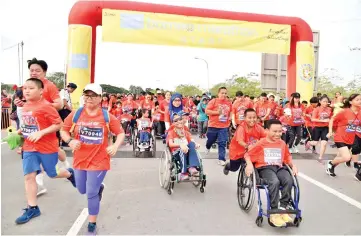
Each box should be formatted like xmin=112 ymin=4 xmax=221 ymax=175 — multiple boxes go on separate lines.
xmin=37 ymin=185 xmax=47 ymax=196
xmin=218 ymin=160 xmax=226 ymax=166
xmin=289 ymin=147 xmax=294 ymax=154
xmin=35 ymin=173 xmax=44 ymax=186
xmin=294 ymin=146 xmax=299 ymax=153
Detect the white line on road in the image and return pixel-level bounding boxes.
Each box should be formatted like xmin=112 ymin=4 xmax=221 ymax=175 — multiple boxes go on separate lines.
xmin=66 ymin=208 xmax=88 ymax=236
xmin=298 ymin=172 xmax=361 ymax=210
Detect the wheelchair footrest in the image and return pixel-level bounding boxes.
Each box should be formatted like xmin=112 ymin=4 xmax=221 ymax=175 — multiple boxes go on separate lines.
xmin=267 ymin=209 xmax=299 ymax=215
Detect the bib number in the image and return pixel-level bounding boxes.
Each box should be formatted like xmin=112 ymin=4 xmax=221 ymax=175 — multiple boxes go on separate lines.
xmin=293 ymin=118 xmax=304 ymax=124
xmin=346 ymin=124 xmax=357 ymax=133
xmin=264 ymin=148 xmax=282 ymax=166
xmin=21 ymin=125 xmax=38 ymax=138
xmin=79 ymin=127 xmax=104 ymax=144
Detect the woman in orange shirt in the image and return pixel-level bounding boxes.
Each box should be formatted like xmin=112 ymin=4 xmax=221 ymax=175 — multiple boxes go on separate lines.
xmin=61 ymin=84 xmax=125 ymax=233
xmin=327 ymin=93 xmax=361 ymax=181
xmin=306 ymin=95 xmax=332 ymax=162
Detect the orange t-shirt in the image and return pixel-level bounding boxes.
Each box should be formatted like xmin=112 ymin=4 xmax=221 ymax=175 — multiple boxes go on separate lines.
xmin=267 ymin=101 xmax=278 ymax=119
xmin=285 ymin=104 xmax=305 ymax=126
xmin=21 ymin=99 xmax=62 ymax=154
xmin=167 ymin=128 xmax=192 ymax=152
xmin=101 ymin=101 xmax=109 ymax=109
xmin=279 ymin=115 xmax=292 ymax=133
xmin=152 ymin=110 xmax=161 ymax=122
xmin=140 ymin=100 xmax=155 ymax=111
xmin=111 ymin=108 xmax=122 ymax=120
xmin=304 ymin=106 xmax=314 ymax=127
xmin=232 ymin=99 xmax=253 ymax=124
xmin=62 ymin=109 xmax=123 ymax=170
xmin=122 ymin=100 xmax=138 ymax=111
xmin=275 ymin=104 xmax=284 ymax=117
xmin=120 ymin=113 xmax=133 ymax=122
xmin=229 ymin=122 xmax=266 ymax=160
xmin=206 ymin=98 xmax=232 ymax=128
xmin=333 ymin=108 xmax=361 ymax=144
xmin=245 ymin=138 xmax=292 ymax=169
xmin=39 ymin=78 xmax=60 ymax=103
xmin=312 ymin=106 xmax=333 ymax=127
xmin=159 ymin=99 xmax=170 ymax=121
xmin=254 ymin=101 xmax=269 ymax=119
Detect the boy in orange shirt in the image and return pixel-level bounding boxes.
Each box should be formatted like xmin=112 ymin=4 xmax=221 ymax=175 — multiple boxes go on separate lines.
xmin=111 ymin=101 xmax=122 ymax=121
xmin=16 ymin=78 xmax=76 ymax=224
xmin=245 ymin=119 xmax=298 ymax=227
xmin=224 ymin=108 xmax=266 ymax=175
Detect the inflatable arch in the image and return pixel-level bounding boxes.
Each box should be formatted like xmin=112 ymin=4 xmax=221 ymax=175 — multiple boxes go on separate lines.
xmin=67 ymin=0 xmax=314 ymax=107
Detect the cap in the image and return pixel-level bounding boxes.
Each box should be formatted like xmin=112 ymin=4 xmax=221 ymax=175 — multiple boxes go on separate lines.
xmin=67 ymin=83 xmax=77 ymax=89
xmin=83 ymin=84 xmax=102 ymax=95
xmin=284 ymin=108 xmax=292 ymax=116
xmin=292 ymin=92 xmax=301 ymax=98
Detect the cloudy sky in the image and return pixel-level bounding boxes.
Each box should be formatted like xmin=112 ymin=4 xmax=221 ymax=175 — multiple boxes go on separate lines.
xmin=1 ymin=0 xmax=361 ymax=91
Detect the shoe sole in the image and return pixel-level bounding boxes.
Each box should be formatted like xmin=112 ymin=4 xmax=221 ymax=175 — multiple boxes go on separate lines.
xmin=354 ymin=175 xmax=361 ymax=182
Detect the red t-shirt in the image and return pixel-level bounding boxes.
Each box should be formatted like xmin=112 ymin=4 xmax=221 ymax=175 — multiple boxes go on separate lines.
xmin=229 ymin=122 xmax=266 ymax=160
xmin=167 ymin=127 xmax=192 ymax=152
xmin=206 ymin=98 xmax=232 ymax=128
xmin=21 ymin=99 xmax=62 ymax=154
xmin=120 ymin=113 xmax=133 ymax=122
xmin=254 ymin=101 xmax=269 ymax=119
xmin=152 ymin=110 xmax=161 ymax=122
xmin=312 ymin=106 xmax=333 ymax=127
xmin=232 ymin=99 xmax=253 ymax=124
xmin=245 ymin=138 xmax=292 ymax=169
xmin=39 ymin=77 xmax=60 ymax=104
xmin=140 ymin=100 xmax=155 ymax=111
xmin=268 ymin=101 xmax=278 ymax=119
xmin=333 ymin=108 xmax=361 ymax=144
xmin=122 ymin=100 xmax=138 ymax=111
xmin=159 ymin=99 xmax=170 ymax=122
xmin=304 ymin=106 xmax=314 ymax=127
xmin=63 ymin=108 xmax=123 ymax=170
xmin=285 ymin=104 xmax=305 ymax=126
xmin=111 ymin=108 xmax=122 ymax=120
xmin=279 ymin=115 xmax=292 ymax=133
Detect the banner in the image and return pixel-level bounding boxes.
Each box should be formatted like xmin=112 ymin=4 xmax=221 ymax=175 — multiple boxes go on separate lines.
xmin=67 ymin=24 xmax=92 ymax=109
xmin=102 ymin=9 xmax=291 ymax=55
xmin=296 ymin=41 xmax=315 ymax=102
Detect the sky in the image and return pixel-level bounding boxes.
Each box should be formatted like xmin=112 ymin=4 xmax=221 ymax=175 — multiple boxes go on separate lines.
xmin=1 ymin=0 xmax=361 ymax=91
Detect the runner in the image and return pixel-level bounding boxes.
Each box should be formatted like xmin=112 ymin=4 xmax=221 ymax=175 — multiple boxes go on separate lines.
xmin=327 ymin=93 xmax=361 ymax=181
xmin=61 ymin=84 xmax=125 ymax=233
xmin=205 ymin=87 xmax=232 ymax=166
xmin=224 ymin=108 xmax=266 ymax=175
xmin=231 ymin=91 xmax=253 ymax=129
xmin=303 ymin=97 xmax=318 ymax=154
xmin=197 ymin=96 xmax=209 ymax=138
xmin=15 ymin=78 xmax=76 ymax=224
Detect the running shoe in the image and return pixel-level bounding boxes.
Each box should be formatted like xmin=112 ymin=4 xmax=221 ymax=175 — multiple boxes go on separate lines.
xmin=15 ymin=206 xmax=41 ymax=224
xmin=326 ymin=160 xmax=336 ymax=177
xmin=179 ymin=173 xmax=189 ymax=181
xmin=188 ymin=167 xmax=199 ymax=176
xmin=218 ymin=160 xmax=226 ymax=166
xmin=354 ymin=162 xmax=361 ymax=171
xmin=67 ymin=168 xmax=76 ymax=187
xmin=293 ymin=146 xmax=299 ymax=154
xmin=37 ymin=185 xmax=47 ymax=196
xmin=345 ymin=159 xmax=351 ymax=167
xmin=355 ymin=172 xmax=361 ymax=182
xmin=223 ymin=163 xmax=230 ymax=175
xmin=87 ymin=222 xmax=97 ymax=234
xmin=312 ymin=149 xmax=318 ymax=155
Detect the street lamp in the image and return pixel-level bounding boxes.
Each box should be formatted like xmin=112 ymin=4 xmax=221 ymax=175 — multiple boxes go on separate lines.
xmin=194 ymin=57 xmax=210 ymax=94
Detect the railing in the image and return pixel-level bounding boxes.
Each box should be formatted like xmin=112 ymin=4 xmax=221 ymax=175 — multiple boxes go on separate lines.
xmin=1 ymin=108 xmax=11 ymax=130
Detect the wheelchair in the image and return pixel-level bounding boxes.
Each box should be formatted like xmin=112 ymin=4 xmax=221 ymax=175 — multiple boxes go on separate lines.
xmin=158 ymin=141 xmax=207 ymax=195
xmin=189 ymin=115 xmax=198 ymax=133
xmin=132 ymin=127 xmax=156 ymax=158
xmin=237 ymin=163 xmax=302 ymax=227
xmin=121 ymin=119 xmax=134 ymax=145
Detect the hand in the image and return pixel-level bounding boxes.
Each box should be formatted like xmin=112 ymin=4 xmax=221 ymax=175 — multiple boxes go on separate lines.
xmin=245 ymin=165 xmax=254 ymax=177
xmin=180 ymin=144 xmax=189 ymax=153
xmin=195 ymin=143 xmax=201 ymax=149
xmin=326 ymin=132 xmax=333 ymax=138
xmin=69 ymin=139 xmax=81 ymax=151
xmin=27 ymin=131 xmax=44 ymax=143
xmin=291 ymin=165 xmax=298 ymax=176
xmin=106 ymin=144 xmax=118 ymax=156
xmin=232 ymin=123 xmax=237 ymax=130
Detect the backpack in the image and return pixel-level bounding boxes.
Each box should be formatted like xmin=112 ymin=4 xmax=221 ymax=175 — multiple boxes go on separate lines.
xmin=69 ymin=107 xmax=110 ymax=133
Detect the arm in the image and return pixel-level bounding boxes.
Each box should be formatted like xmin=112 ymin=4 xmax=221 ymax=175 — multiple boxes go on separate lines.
xmin=52 ymin=98 xmax=63 ymax=110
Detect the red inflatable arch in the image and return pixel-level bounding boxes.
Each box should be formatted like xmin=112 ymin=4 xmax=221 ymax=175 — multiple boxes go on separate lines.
xmin=68 ymin=0 xmax=313 ymax=97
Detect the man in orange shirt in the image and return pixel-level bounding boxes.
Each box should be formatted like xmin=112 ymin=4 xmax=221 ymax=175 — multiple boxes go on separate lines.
xmin=245 ymin=119 xmax=298 ymax=227
xmin=205 ymin=87 xmax=232 ymax=166
xmin=231 ymin=91 xmax=253 ymax=129
xmin=225 ymin=108 xmax=266 ymax=175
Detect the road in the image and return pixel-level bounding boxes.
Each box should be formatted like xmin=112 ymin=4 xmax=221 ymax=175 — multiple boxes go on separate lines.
xmin=1 ymin=133 xmax=361 ymax=235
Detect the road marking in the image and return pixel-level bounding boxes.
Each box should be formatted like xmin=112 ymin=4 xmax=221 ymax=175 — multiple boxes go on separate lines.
xmin=298 ymin=172 xmax=361 ymax=210
xmin=66 ymin=208 xmax=88 ymax=236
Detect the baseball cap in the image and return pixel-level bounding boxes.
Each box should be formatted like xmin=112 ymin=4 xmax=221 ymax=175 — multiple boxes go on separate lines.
xmin=292 ymin=92 xmax=301 ymax=98
xmin=83 ymin=83 xmax=102 ymax=95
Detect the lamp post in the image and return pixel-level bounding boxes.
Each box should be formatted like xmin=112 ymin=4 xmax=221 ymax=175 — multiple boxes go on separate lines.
xmin=194 ymin=57 xmax=210 ymax=94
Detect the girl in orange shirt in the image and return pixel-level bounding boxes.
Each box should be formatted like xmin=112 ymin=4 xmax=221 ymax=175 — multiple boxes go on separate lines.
xmin=326 ymin=93 xmax=361 ymax=180
xmin=285 ymin=93 xmax=305 ymax=153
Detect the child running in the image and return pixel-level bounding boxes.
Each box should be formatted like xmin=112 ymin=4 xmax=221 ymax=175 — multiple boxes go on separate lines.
xmin=16 ymin=78 xmax=76 ymax=224
xmin=303 ymin=97 xmax=318 ymax=154
xmin=224 ymin=108 xmax=266 ymax=175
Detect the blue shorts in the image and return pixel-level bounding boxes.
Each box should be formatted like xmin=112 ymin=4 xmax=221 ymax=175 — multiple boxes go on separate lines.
xmin=22 ymin=151 xmax=59 ymax=178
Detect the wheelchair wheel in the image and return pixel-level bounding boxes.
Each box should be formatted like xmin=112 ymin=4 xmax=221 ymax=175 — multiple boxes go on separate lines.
xmin=151 ymin=135 xmax=156 ymax=157
xmin=237 ymin=165 xmax=256 ymax=212
xmin=158 ymin=150 xmax=171 ymax=189
xmin=132 ymin=132 xmax=140 ymax=157
xmin=285 ymin=165 xmax=301 ymax=205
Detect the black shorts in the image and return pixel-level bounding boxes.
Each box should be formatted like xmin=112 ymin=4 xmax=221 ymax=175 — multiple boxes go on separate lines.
xmin=335 ymin=142 xmax=352 ymax=150
xmin=351 ymin=136 xmax=361 ymax=155
xmin=312 ymin=126 xmax=329 ymax=141
xmin=227 ymin=158 xmax=246 ymax=172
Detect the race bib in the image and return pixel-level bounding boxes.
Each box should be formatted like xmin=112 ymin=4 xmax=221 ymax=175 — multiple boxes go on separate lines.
xmin=264 ymin=148 xmax=282 ymax=166
xmin=356 ymin=126 xmax=361 ymax=134
xmin=79 ymin=126 xmax=104 ymax=145
xmin=140 ymin=121 xmax=149 ymax=129
xmin=21 ymin=125 xmax=39 ymax=138
xmin=345 ymin=124 xmax=357 ymax=133
xmin=319 ymin=112 xmax=330 ymax=120
xmin=218 ymin=104 xmax=230 ymax=123
xmin=219 ymin=114 xmax=228 ymax=123
xmin=293 ymin=118 xmax=304 ymax=124
xmin=174 ymin=137 xmax=188 ymax=145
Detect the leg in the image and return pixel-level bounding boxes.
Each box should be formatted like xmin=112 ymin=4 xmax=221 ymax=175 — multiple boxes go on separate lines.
xmin=86 ymin=170 xmax=107 ymax=222
xmin=287 ymin=127 xmax=296 ymax=149
xmin=276 ymin=168 xmax=294 ymax=208
xmin=217 ymin=128 xmax=229 ymax=162
xmin=74 ymin=169 xmax=87 ymax=194
xmin=206 ymin=127 xmax=218 ymax=150
xmin=202 ymin=120 xmax=208 ymax=135
xmin=198 ymin=121 xmax=203 ymax=136
xmin=224 ymin=158 xmax=244 ymax=175
xmin=187 ymin=142 xmax=200 ymax=168
xmin=294 ymin=126 xmax=302 ymax=147
xmin=173 ymin=150 xmax=187 ymax=174
xmin=258 ymin=167 xmax=280 ymax=209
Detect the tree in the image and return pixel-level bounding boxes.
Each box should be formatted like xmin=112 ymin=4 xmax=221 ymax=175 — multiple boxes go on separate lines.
xmin=1 ymin=83 xmax=15 ymax=93
xmin=209 ymin=76 xmax=262 ymax=97
xmin=175 ymin=84 xmax=203 ymax=97
xmin=344 ymin=76 xmax=361 ymax=95
xmin=47 ymin=72 xmax=65 ymax=89
xmin=129 ymin=85 xmax=144 ymax=95
xmin=100 ymin=84 xmax=128 ymax=94
xmin=316 ymin=76 xmax=346 ymax=97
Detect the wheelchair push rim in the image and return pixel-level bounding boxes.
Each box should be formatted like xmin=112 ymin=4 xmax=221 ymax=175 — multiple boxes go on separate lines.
xmin=237 ymin=165 xmax=256 ymax=212
xmin=158 ymin=150 xmax=171 ymax=189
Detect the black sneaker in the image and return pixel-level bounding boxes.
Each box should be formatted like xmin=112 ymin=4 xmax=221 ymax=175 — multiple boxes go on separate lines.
xmin=354 ymin=162 xmax=361 ymax=171
xmin=355 ymin=172 xmax=361 ymax=182
xmin=15 ymin=206 xmax=41 ymax=224
xmin=87 ymin=222 xmax=97 ymax=233
xmin=223 ymin=163 xmax=230 ymax=175
xmin=99 ymin=183 xmax=105 ymax=201
xmin=326 ymin=161 xmax=336 ymax=177
xmin=67 ymin=168 xmax=76 ymax=187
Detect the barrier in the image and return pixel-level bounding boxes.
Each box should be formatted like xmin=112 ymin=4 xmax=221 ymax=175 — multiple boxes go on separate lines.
xmin=1 ymin=108 xmax=11 ymax=130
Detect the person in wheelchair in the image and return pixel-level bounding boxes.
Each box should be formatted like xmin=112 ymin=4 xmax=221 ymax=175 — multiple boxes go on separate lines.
xmin=224 ymin=108 xmax=266 ymax=175
xmin=167 ymin=113 xmax=201 ymax=181
xmin=244 ymin=119 xmax=299 ymax=227
xmin=136 ymin=109 xmax=152 ymax=147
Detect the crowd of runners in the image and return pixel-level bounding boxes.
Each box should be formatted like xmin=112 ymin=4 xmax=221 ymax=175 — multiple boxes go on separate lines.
xmin=2 ymin=57 xmax=360 ymax=233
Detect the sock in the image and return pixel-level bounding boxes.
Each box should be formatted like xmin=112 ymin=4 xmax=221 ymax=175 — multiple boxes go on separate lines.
xmin=29 ymin=205 xmax=38 ymax=209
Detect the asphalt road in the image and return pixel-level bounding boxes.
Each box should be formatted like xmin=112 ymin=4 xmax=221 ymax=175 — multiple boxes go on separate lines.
xmin=1 ymin=133 xmax=361 ymax=235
